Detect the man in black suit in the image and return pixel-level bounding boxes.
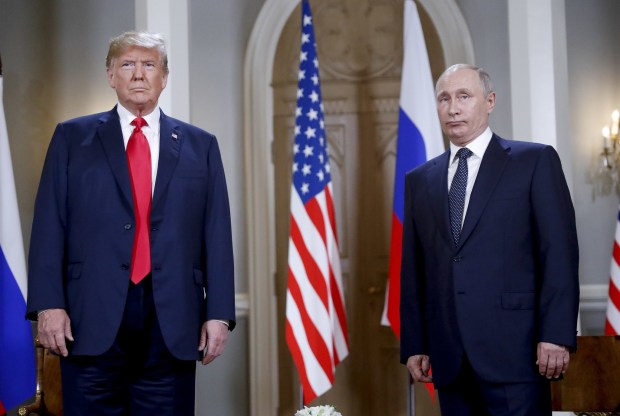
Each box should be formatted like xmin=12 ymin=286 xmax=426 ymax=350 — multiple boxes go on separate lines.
xmin=400 ymin=64 xmax=579 ymax=415
xmin=27 ymin=31 xmax=235 ymax=415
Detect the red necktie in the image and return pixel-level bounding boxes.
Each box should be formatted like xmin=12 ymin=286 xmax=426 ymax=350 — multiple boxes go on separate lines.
xmin=126 ymin=117 xmax=152 ymax=284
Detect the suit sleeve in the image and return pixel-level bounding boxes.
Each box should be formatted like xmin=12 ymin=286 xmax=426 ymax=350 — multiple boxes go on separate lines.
xmin=400 ymin=172 xmax=428 ymax=363
xmin=204 ymin=136 xmax=236 ymax=330
xmin=26 ymin=124 xmax=69 ymax=320
xmin=531 ymin=146 xmax=579 ymax=349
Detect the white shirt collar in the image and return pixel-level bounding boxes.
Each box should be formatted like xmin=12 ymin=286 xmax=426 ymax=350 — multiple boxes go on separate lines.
xmin=449 ymin=127 xmax=493 ymax=162
xmin=116 ymin=103 xmax=160 ymax=129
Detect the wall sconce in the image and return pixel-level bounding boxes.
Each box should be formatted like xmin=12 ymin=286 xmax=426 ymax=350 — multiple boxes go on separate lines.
xmin=596 ymin=109 xmax=620 ymax=195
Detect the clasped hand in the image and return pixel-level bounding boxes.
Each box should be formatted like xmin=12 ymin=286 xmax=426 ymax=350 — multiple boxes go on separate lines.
xmin=406 ymin=354 xmax=433 ymax=383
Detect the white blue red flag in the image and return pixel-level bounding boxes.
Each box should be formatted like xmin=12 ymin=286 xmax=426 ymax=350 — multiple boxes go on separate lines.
xmin=0 ymin=76 xmax=36 ymax=412
xmin=285 ymin=0 xmax=349 ymax=404
xmin=605 ymin=206 xmax=620 ymax=335
xmin=381 ymin=0 xmax=444 ymax=337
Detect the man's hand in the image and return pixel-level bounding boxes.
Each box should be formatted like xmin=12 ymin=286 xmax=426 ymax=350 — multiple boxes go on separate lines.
xmin=37 ymin=309 xmax=73 ymax=357
xmin=198 ymin=320 xmax=229 ymax=365
xmin=406 ymin=354 xmax=433 ymax=383
xmin=537 ymin=341 xmax=569 ymax=379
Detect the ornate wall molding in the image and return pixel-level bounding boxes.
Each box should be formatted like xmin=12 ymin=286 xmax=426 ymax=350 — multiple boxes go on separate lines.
xmin=372 ymin=97 xmax=400 ymax=114
xmin=375 ymin=124 xmax=398 ymax=162
xmin=313 ymin=0 xmax=403 ymax=81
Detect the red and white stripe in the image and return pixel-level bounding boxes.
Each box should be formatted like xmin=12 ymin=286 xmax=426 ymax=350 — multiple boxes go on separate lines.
xmin=286 ymin=183 xmax=349 ymax=403
xmin=605 ymin=208 xmax=620 ymax=335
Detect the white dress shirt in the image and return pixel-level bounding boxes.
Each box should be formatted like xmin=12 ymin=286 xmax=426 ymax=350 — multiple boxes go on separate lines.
xmin=117 ymin=103 xmax=160 ymax=195
xmin=447 ymin=127 xmax=493 ymax=228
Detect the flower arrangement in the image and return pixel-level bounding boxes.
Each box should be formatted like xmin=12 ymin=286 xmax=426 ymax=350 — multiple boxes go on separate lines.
xmin=295 ymin=405 xmax=342 ymax=416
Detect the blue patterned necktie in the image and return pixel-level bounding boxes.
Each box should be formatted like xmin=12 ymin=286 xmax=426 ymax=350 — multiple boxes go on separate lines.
xmin=449 ymin=147 xmax=473 ymax=246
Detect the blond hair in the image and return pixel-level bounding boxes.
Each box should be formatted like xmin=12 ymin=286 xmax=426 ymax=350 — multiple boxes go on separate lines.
xmin=106 ymin=31 xmax=168 ymax=73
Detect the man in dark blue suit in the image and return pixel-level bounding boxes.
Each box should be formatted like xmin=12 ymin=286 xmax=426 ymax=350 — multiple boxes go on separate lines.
xmin=26 ymin=31 xmax=235 ymax=415
xmin=400 ymin=64 xmax=579 ymax=415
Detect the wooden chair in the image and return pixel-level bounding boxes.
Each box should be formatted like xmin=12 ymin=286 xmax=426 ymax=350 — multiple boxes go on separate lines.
xmin=17 ymin=338 xmax=62 ymax=416
xmin=551 ymin=336 xmax=620 ymax=415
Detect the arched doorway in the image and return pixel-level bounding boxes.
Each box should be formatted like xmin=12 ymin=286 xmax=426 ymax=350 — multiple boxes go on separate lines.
xmin=244 ymin=1 xmax=474 ymax=414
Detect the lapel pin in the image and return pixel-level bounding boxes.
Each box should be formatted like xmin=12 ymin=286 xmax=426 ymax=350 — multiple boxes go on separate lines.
xmin=172 ymin=132 xmax=178 ymax=141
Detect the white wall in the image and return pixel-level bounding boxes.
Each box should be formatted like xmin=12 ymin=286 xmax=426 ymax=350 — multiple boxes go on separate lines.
xmin=565 ymin=0 xmax=620 ymax=334
xmin=188 ymin=0 xmax=265 ymax=413
xmin=455 ymin=0 xmax=513 ymax=139
xmin=188 ymin=0 xmax=266 ymax=296
xmin=454 ymin=0 xmax=620 ymax=335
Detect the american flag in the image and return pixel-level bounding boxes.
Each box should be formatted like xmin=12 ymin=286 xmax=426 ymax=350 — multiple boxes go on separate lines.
xmin=285 ymin=0 xmax=349 ymax=404
xmin=605 ymin=206 xmax=620 ymax=335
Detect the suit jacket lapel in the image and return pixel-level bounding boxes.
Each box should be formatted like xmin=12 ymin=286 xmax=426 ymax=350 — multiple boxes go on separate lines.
xmin=426 ymin=151 xmax=453 ymax=248
xmin=458 ymin=135 xmax=510 ymax=248
xmin=97 ymin=108 xmax=134 ymax=207
xmin=153 ymin=111 xmax=181 ymax=210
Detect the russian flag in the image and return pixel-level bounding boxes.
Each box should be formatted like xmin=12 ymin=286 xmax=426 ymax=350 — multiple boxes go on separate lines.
xmin=0 ymin=76 xmax=36 ymax=412
xmin=381 ymin=0 xmax=444 ymax=337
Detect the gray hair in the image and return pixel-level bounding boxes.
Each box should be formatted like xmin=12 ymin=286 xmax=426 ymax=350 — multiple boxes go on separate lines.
xmin=435 ymin=63 xmax=494 ymax=97
xmin=106 ymin=31 xmax=169 ymax=74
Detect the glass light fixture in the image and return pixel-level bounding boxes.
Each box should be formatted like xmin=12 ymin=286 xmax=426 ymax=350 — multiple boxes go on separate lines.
xmin=596 ymin=109 xmax=620 ymax=195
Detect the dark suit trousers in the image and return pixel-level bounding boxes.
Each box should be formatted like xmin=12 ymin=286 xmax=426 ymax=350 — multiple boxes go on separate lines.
xmin=60 ymin=278 xmax=197 ymax=416
xmin=437 ymin=356 xmax=551 ymax=416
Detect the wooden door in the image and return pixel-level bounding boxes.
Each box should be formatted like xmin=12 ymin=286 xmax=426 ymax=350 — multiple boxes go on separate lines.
xmin=272 ymin=1 xmax=444 ymax=414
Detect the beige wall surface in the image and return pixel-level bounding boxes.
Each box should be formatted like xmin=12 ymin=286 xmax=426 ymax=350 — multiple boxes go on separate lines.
xmin=0 ymin=0 xmax=134 ymax=255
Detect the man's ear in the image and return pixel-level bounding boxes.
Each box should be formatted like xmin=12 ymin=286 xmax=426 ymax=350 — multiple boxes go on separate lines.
xmin=106 ymin=67 xmax=115 ymax=89
xmin=486 ymin=91 xmax=496 ymax=114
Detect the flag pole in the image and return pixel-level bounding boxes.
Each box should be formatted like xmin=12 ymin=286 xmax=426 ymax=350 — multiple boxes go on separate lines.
xmin=407 ymin=374 xmax=415 ymax=416
xmin=299 ymin=384 xmax=304 ymax=411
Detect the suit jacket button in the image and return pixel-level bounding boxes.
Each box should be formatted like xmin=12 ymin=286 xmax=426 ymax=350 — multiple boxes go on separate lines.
xmin=453 ymin=256 xmax=462 ymax=262
xmin=121 ymin=264 xmax=129 ymax=270
xmin=124 ymin=223 xmax=132 ymax=230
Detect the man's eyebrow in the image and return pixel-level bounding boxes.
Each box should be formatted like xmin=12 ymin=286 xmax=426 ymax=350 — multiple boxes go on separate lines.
xmin=438 ymin=88 xmax=474 ymax=95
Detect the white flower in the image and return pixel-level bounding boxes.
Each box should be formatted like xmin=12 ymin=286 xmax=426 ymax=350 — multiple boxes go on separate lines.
xmin=295 ymin=405 xmax=342 ymax=416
